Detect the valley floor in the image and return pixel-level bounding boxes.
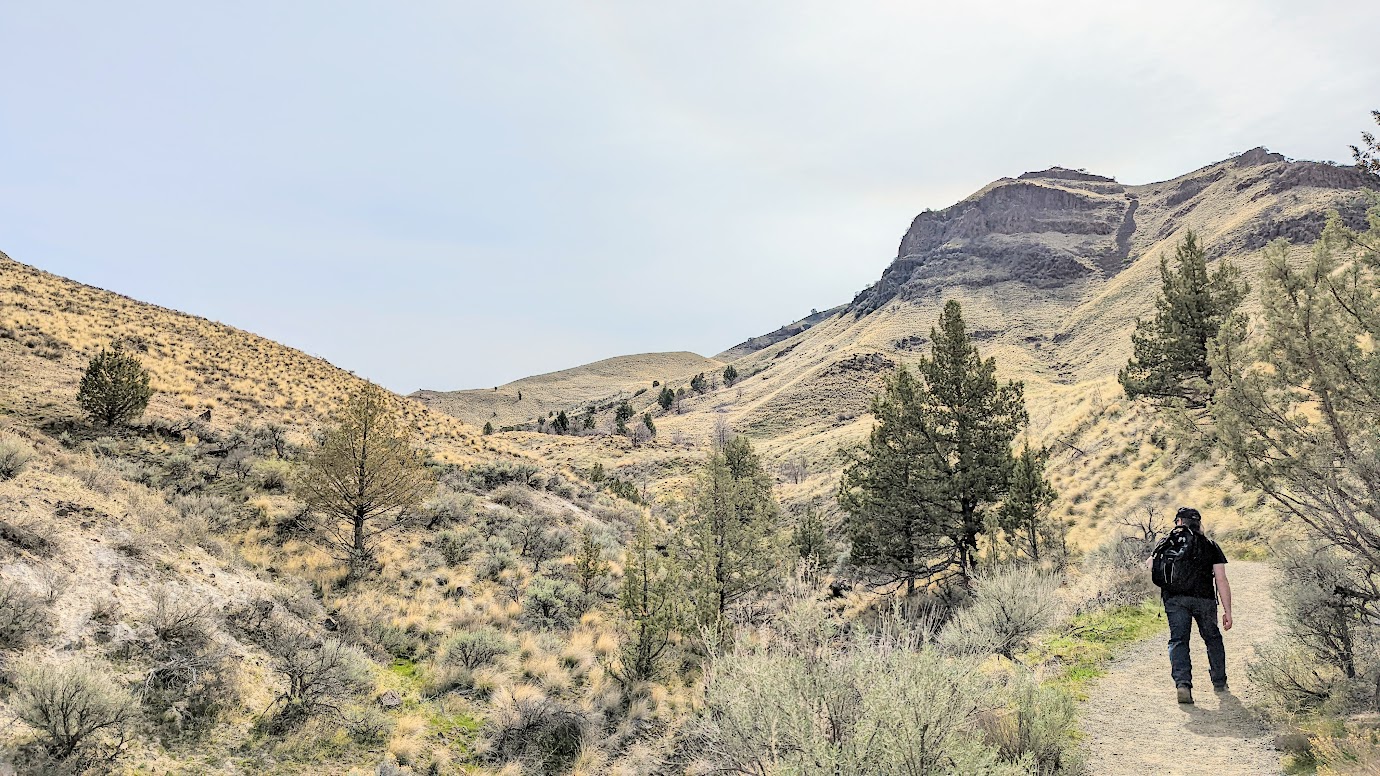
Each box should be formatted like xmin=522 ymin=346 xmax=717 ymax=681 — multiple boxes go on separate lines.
xmin=1078 ymin=560 xmax=1282 ymax=775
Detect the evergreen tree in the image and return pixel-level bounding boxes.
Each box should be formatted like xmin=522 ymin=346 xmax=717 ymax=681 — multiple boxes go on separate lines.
xmin=642 ymin=412 xmax=656 ymax=438
xmin=552 ymin=410 xmax=570 ymax=435
xmin=582 ymin=406 xmax=596 ymax=430
xmin=690 ymin=372 xmax=708 ymax=395
xmin=995 ymin=443 xmax=1060 ymax=564
xmin=618 ymin=518 xmax=681 ymax=683
xmin=483 ymin=421 xmax=494 ymax=435
xmin=838 ymin=300 xmax=1026 ymax=591
xmin=723 ymin=365 xmax=739 ymax=387
xmin=574 ymin=526 xmax=609 ymax=598
xmin=657 ymin=386 xmax=675 ymax=411
xmin=1212 ymin=211 xmax=1380 ymax=625
xmin=1118 ymin=231 xmax=1246 ymax=410
xmin=684 ymin=435 xmax=783 ymax=623
xmin=614 ymin=401 xmax=635 ymax=434
xmin=1352 ymin=109 xmax=1380 ymax=177
xmin=77 ymin=347 xmax=153 ymax=427
xmin=792 ymin=500 xmax=830 ymax=570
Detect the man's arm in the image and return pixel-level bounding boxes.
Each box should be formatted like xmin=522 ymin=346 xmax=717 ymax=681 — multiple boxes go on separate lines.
xmin=1214 ymin=563 xmax=1232 ymax=631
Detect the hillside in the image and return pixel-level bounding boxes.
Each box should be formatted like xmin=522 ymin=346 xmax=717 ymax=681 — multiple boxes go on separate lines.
xmin=411 ymin=351 xmax=723 ymax=430
xmin=0 ymin=252 xmax=517 ymax=466
xmin=423 ymin=149 xmax=1378 ymax=549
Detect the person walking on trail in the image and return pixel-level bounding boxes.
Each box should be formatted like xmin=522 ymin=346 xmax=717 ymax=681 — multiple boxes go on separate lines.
xmin=1148 ymin=506 xmax=1233 ymax=704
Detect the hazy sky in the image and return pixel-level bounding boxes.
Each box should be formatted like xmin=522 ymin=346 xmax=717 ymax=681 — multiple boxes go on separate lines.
xmin=2 ymin=2 xmax=1377 ymax=392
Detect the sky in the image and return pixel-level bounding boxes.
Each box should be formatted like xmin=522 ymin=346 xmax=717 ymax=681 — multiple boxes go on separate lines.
xmin=2 ymin=2 xmax=1377 ymax=393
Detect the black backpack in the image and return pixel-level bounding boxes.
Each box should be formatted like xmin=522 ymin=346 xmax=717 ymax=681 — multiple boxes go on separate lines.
xmin=1151 ymin=525 xmax=1205 ymax=594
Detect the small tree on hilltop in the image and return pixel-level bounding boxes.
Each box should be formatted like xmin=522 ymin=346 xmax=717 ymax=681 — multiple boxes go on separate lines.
xmin=78 ymin=347 xmax=153 ymax=427
xmin=1118 ymin=231 xmax=1246 ymax=412
xmin=723 ymin=365 xmax=739 ymax=387
xmin=296 ymin=384 xmax=436 ymax=579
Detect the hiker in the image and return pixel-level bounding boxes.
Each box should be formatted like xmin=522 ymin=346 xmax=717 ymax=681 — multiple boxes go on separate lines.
xmin=1148 ymin=506 xmax=1232 ymax=704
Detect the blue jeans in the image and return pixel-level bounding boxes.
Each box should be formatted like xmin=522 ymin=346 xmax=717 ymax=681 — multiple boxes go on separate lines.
xmin=1164 ymin=594 xmax=1226 ymax=688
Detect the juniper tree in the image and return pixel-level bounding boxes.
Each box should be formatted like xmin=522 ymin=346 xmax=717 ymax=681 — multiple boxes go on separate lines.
xmin=77 ymin=347 xmax=153 ymax=427
xmin=582 ymin=406 xmax=596 ymax=430
xmin=657 ymin=386 xmax=675 ymax=411
xmin=618 ymin=518 xmax=681 ymax=683
xmin=573 ymin=526 xmax=609 ymax=598
xmin=1118 ymin=231 xmax=1246 ymax=411
xmin=792 ymin=500 xmax=830 ymax=570
xmin=643 ymin=412 xmax=656 ymax=438
xmin=723 ymin=365 xmax=739 ymax=387
xmin=690 ymin=372 xmax=708 ymax=395
xmin=552 ymin=410 xmax=570 ymax=435
xmin=295 ymin=384 xmax=435 ymax=579
xmin=614 ymin=401 xmax=634 ymax=434
xmin=684 ymin=434 xmax=784 ymax=623
xmin=994 ymin=443 xmax=1060 ymax=564
xmin=839 ymin=300 xmax=1026 ymax=591
xmin=483 ymin=421 xmax=494 ymax=435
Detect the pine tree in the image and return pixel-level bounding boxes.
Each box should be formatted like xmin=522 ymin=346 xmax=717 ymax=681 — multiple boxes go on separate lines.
xmin=722 ymin=365 xmax=739 ymax=387
xmin=995 ymin=444 xmax=1059 ymax=564
xmin=657 ymin=386 xmax=675 ymax=411
xmin=618 ymin=518 xmax=681 ymax=683
xmin=682 ymin=435 xmax=783 ymax=623
xmin=642 ymin=412 xmax=656 ymax=438
xmin=582 ymin=406 xmax=596 ymax=430
xmin=1118 ymin=231 xmax=1246 ymax=410
xmin=483 ymin=421 xmax=494 ymax=435
xmin=296 ymin=384 xmax=435 ymax=579
xmin=77 ymin=347 xmax=153 ymax=427
xmin=1352 ymin=109 xmax=1380 ymax=177
xmin=838 ymin=300 xmax=1026 ymax=591
xmin=1211 ymin=211 xmax=1380 ymax=625
xmin=690 ymin=373 xmax=708 ymax=395
xmin=552 ymin=410 xmax=570 ymax=435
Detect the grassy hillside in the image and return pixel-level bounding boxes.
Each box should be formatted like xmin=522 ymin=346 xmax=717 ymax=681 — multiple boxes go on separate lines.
xmin=412 ymin=351 xmax=723 ymax=430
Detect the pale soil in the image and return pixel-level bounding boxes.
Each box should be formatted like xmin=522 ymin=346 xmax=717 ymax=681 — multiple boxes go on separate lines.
xmin=1078 ymin=560 xmax=1283 ymax=775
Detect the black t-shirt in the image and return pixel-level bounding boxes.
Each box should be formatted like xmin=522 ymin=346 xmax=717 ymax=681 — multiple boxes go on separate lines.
xmin=1162 ymin=532 xmax=1228 ymax=601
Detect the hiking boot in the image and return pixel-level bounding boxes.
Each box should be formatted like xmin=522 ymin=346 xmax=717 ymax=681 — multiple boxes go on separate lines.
xmin=1213 ymin=682 xmax=1229 ymax=693
xmin=1177 ymin=686 xmax=1194 ymax=704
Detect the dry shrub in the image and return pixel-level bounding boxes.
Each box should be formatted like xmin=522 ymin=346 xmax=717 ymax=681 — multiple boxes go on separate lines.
xmin=14 ymin=657 xmax=139 ymax=768
xmin=0 ymin=578 xmax=53 ymax=649
xmin=939 ymin=566 xmax=1062 ymax=661
xmin=0 ymin=434 xmax=35 ymax=480
xmin=486 ymin=685 xmax=592 ymax=776
xmin=704 ymin=595 xmax=1063 ymax=775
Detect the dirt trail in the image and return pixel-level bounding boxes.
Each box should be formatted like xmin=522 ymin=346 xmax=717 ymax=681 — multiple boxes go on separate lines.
xmin=1078 ymin=560 xmax=1282 ymax=775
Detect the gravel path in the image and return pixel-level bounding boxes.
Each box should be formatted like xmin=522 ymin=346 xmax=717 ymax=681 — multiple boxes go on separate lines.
xmin=1078 ymin=560 xmax=1283 ymax=775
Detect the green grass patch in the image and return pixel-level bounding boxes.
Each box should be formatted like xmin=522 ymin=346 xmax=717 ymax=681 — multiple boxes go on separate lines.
xmin=1029 ymin=598 xmax=1164 ymax=698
